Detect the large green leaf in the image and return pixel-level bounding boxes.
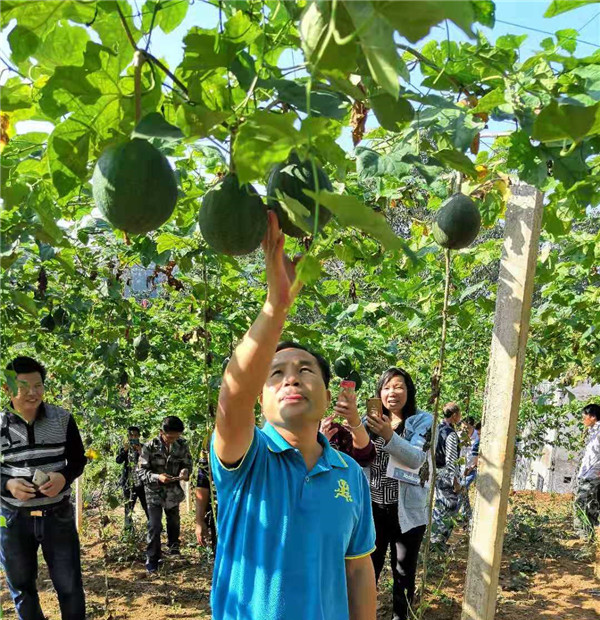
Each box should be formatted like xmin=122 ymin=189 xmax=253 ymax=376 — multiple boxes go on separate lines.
xmin=345 ymin=2 xmax=402 ymax=98
xmin=264 ymin=79 xmax=350 ymax=119
xmin=533 ymin=101 xmax=600 ymax=142
xmin=142 ymin=0 xmax=190 ymax=34
xmin=305 ymin=190 xmax=408 ymax=253
xmin=0 ymin=1 xmax=96 ymax=32
xmin=12 ymin=291 xmax=38 ymax=317
xmin=435 ymin=149 xmax=478 ymax=178
xmin=132 ymin=112 xmax=184 ymax=142
xmin=8 ymin=25 xmax=40 ymax=64
xmin=233 ymin=112 xmax=301 ymax=184
xmin=34 ymin=21 xmax=90 ymax=70
xmin=544 ymin=0 xmax=600 ymax=17
xmin=181 ymin=29 xmax=239 ymax=71
xmin=369 ymin=93 xmax=414 ymax=131
xmin=471 ymin=88 xmax=506 ymax=114
xmin=374 ymin=1 xmax=478 ymax=43
xmin=176 ymin=104 xmax=230 ymax=140
xmin=47 ymin=118 xmax=93 ymax=197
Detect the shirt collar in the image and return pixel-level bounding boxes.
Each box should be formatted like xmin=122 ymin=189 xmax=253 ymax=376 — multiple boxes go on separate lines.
xmin=6 ymin=402 xmax=45 ymax=423
xmin=262 ymin=422 xmax=348 ymax=470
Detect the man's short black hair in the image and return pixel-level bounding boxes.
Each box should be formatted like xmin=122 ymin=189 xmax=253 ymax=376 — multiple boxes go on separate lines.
xmin=475 ymin=421 xmax=482 ymax=432
xmin=583 ymin=403 xmax=600 ymax=421
xmin=443 ymin=402 xmax=461 ymax=418
xmin=127 ymin=426 xmax=141 ymax=434
xmin=6 ymin=356 xmax=47 ymax=383
xmin=464 ymin=416 xmax=475 ymax=426
xmin=161 ymin=416 xmax=184 ymax=433
xmin=275 ymin=341 xmax=331 ymax=388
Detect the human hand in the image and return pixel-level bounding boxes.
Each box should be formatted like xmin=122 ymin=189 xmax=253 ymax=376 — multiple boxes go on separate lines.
xmin=196 ymin=520 xmax=210 ymax=547
xmin=6 ymin=478 xmax=36 ymax=501
xmin=367 ymin=413 xmax=394 ymax=443
xmin=334 ymin=390 xmax=360 ymax=428
xmin=262 ymin=211 xmax=302 ymax=310
xmin=320 ymin=415 xmax=339 ymax=442
xmin=158 ymin=473 xmax=172 ymax=484
xmin=123 ymin=440 xmax=130 ymax=450
xmin=38 ymin=472 xmax=66 ymax=498
xmin=133 ymin=444 xmax=141 ymax=453
xmin=453 ymin=479 xmax=462 ymax=494
xmin=180 ymin=469 xmax=190 ymax=482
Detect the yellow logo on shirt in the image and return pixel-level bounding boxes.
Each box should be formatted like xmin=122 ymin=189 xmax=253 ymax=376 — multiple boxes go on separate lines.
xmin=334 ymin=479 xmax=353 ymax=503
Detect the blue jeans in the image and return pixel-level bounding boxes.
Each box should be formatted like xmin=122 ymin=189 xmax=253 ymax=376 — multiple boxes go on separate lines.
xmin=0 ymin=500 xmax=86 ymax=620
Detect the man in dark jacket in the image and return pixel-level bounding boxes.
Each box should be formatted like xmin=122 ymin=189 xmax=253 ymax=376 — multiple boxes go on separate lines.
xmin=138 ymin=415 xmax=192 ymax=573
xmin=0 ymin=356 xmax=87 ymax=620
xmin=116 ymin=425 xmax=148 ymax=530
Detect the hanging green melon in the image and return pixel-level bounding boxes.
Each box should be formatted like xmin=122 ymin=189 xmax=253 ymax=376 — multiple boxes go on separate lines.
xmin=266 ymin=153 xmax=333 ymax=238
xmin=432 ymin=193 xmax=481 ymax=250
xmin=92 ymin=138 xmax=178 ymax=234
xmin=199 ymin=174 xmax=267 ymax=256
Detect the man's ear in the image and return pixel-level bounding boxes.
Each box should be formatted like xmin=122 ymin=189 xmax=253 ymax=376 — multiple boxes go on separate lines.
xmin=326 ymin=389 xmax=332 ymax=407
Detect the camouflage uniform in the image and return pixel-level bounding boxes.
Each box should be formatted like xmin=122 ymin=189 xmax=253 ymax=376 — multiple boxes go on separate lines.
xmin=138 ymin=436 xmax=193 ymax=567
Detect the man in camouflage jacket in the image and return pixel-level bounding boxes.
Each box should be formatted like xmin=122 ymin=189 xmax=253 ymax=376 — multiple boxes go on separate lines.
xmin=138 ymin=415 xmax=192 ymax=573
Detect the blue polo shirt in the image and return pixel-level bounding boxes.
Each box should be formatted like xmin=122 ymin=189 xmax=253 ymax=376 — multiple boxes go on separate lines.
xmin=210 ymin=423 xmax=376 ymax=620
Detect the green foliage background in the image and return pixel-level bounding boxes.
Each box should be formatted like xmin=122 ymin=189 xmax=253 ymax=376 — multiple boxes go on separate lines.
xmin=1 ymin=0 xmax=598 ymax=461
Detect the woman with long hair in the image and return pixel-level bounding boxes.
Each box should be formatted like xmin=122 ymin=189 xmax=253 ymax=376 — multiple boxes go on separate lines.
xmin=365 ymin=367 xmax=433 ymax=620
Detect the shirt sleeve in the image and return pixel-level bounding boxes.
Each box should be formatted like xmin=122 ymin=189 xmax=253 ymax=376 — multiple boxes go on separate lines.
xmin=59 ymin=415 xmax=86 ymax=486
xmin=137 ymin=442 xmax=159 ymax=485
xmin=445 ymin=432 xmax=460 ymax=478
xmin=345 ymin=468 xmax=376 ymax=559
xmin=210 ymin=427 xmax=264 ymax=495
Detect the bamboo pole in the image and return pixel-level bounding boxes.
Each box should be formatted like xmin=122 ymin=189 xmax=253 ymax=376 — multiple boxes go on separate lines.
xmin=461 ymin=182 xmax=544 ymax=620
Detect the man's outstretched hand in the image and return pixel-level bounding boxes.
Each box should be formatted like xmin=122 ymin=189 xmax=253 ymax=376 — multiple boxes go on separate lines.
xmin=262 ymin=211 xmax=302 ymax=311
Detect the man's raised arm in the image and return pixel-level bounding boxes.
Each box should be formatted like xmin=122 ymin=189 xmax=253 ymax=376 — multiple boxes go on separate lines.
xmin=214 ymin=212 xmax=301 ymax=466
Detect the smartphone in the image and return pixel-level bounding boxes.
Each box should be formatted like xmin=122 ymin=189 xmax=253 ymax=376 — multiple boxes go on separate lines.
xmin=32 ymin=469 xmax=50 ymax=488
xmin=366 ymin=397 xmax=383 ymax=419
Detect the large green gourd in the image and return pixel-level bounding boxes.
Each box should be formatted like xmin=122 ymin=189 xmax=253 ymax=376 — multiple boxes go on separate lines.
xmin=266 ymin=153 xmax=333 ymax=238
xmin=199 ymin=174 xmax=267 ymax=256
xmin=432 ymin=193 xmax=481 ymax=250
xmin=92 ymin=138 xmax=178 ymax=234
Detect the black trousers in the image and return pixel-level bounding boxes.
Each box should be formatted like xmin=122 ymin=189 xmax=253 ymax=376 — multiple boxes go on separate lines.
xmin=123 ymin=484 xmax=148 ymax=528
xmin=146 ymin=504 xmax=180 ymax=564
xmin=371 ymin=503 xmax=426 ymax=620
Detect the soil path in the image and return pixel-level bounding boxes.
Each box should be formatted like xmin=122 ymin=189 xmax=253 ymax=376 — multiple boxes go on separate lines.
xmin=1 ymin=492 xmax=598 ymax=619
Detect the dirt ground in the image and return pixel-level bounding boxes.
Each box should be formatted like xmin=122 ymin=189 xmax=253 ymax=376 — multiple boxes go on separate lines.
xmin=1 ymin=491 xmax=598 ymax=619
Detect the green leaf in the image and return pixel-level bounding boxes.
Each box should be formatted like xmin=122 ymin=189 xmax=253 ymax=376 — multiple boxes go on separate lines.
xmin=47 ymin=118 xmax=92 ymax=197
xmin=495 ymin=34 xmax=527 ymax=50
xmin=176 ymin=103 xmax=229 ymax=140
xmin=12 ymin=291 xmax=38 ymax=317
xmin=33 ymin=198 xmax=65 ymax=246
xmin=34 ymin=21 xmax=90 ymax=69
xmin=544 ymin=1 xmax=600 ymax=18
xmin=295 ymin=255 xmax=322 ymax=286
xmin=233 ymin=112 xmax=301 ymax=184
xmin=182 ymin=29 xmax=238 ymax=71
xmin=305 ymin=190 xmax=408 ymax=254
xmin=471 ymin=88 xmax=506 ymax=114
xmin=435 ymin=149 xmax=478 ymax=178
xmin=132 ymin=112 xmax=184 ymax=142
xmin=276 ymin=192 xmax=314 ymax=236
xmin=8 ymin=25 xmax=40 ymax=63
xmin=223 ymin=10 xmax=262 ymax=47
xmin=555 ymin=29 xmax=578 ymax=54
xmin=369 ymin=93 xmax=414 ymax=131
xmin=155 ymin=233 xmax=196 ymax=254
xmin=375 ymin=1 xmax=478 ymax=43
xmin=532 ymin=101 xmax=600 ymax=143
xmin=264 ymin=80 xmax=349 ymax=119
xmin=231 ymin=51 xmax=256 ymax=90
xmin=345 ymin=2 xmax=402 ymax=97
xmin=142 ymin=0 xmax=190 ymax=34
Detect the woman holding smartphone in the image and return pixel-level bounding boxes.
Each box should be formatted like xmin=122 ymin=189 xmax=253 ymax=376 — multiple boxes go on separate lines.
xmin=365 ymin=367 xmax=433 ymax=620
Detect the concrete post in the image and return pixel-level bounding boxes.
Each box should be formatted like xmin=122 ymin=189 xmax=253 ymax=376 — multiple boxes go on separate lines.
xmin=461 ymin=182 xmax=544 ymax=620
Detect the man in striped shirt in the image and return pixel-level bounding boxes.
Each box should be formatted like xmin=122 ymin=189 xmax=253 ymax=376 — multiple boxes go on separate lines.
xmin=0 ymin=356 xmax=87 ymax=620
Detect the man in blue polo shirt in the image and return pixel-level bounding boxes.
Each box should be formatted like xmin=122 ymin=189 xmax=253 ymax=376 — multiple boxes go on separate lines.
xmin=211 ymin=212 xmax=376 ymax=620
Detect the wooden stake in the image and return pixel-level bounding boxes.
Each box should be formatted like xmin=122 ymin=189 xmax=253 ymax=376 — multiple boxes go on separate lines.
xmin=461 ymin=182 xmax=544 ymax=620
xmin=75 ymin=476 xmax=83 ymax=531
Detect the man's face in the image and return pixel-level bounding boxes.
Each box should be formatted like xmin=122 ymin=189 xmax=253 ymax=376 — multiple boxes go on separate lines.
xmin=5 ymin=372 xmax=44 ymax=417
xmin=128 ymin=430 xmax=140 ymax=442
xmin=452 ymin=411 xmax=462 ymax=426
xmin=261 ymin=348 xmax=331 ymax=428
xmin=160 ymin=430 xmax=182 ymax=446
xmin=583 ymin=412 xmax=597 ymax=428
